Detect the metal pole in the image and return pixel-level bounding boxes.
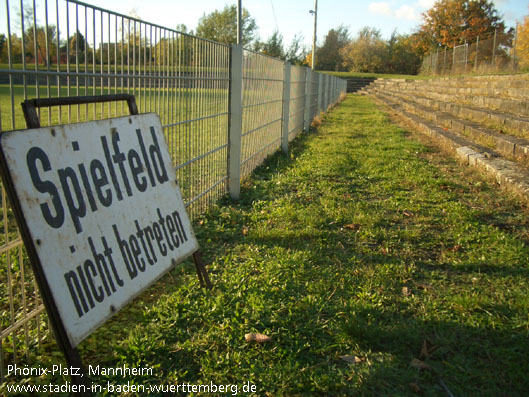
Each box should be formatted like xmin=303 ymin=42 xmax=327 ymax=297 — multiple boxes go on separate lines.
xmin=512 ymin=24 xmax=518 ymax=70
xmin=311 ymin=0 xmax=317 ymax=70
xmin=475 ymin=36 xmax=479 ymax=72
xmin=281 ymin=62 xmax=291 ymax=154
xmin=492 ymin=29 xmax=497 ymax=66
xmin=228 ymin=44 xmax=243 ymax=199
xmin=237 ymin=0 xmax=242 ymax=45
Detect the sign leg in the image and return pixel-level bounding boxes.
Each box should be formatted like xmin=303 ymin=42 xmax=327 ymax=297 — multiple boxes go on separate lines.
xmin=192 ymin=251 xmax=213 ymax=289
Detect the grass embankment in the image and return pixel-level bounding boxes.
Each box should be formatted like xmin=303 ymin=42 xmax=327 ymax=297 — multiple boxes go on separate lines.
xmin=5 ymin=95 xmax=529 ymax=395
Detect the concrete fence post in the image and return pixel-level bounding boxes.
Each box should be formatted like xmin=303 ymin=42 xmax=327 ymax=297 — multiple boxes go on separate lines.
xmin=228 ymin=44 xmax=243 ymax=200
xmin=317 ymin=73 xmax=323 ymax=113
xmin=475 ymin=36 xmax=479 ymax=72
xmin=281 ymin=62 xmax=291 ymax=154
xmin=304 ymin=68 xmax=312 ymax=131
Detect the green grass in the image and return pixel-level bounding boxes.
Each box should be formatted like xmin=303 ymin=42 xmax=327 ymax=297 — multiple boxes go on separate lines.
xmin=3 ymin=95 xmax=529 ymax=395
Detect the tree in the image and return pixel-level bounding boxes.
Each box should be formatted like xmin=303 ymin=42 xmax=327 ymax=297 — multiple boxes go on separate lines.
xmin=315 ymin=25 xmax=350 ymax=71
xmin=417 ymin=0 xmax=507 ymax=52
xmin=259 ymin=31 xmax=284 ymax=58
xmin=340 ymin=27 xmax=387 ymax=73
xmin=518 ymin=11 xmax=529 ymax=69
xmin=385 ymin=31 xmax=422 ymax=74
xmin=196 ymin=5 xmax=257 ymax=45
xmin=285 ymin=33 xmax=307 ymax=65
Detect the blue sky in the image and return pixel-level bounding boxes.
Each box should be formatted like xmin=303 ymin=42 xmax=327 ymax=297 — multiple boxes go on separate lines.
xmin=1 ymin=0 xmax=527 ymax=47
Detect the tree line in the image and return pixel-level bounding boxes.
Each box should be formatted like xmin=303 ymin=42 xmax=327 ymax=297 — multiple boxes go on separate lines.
xmin=1 ymin=1 xmax=527 ymax=74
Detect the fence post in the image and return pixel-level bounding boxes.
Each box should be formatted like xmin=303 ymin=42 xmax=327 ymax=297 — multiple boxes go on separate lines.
xmin=452 ymin=42 xmax=456 ymax=72
xmin=512 ymin=24 xmax=518 ymax=71
xmin=475 ymin=36 xmax=479 ymax=72
xmin=304 ymin=68 xmax=312 ymax=131
xmin=317 ymin=73 xmax=323 ymax=113
xmin=492 ymin=29 xmax=497 ymax=66
xmin=228 ymin=44 xmax=243 ymax=200
xmin=281 ymin=62 xmax=291 ymax=154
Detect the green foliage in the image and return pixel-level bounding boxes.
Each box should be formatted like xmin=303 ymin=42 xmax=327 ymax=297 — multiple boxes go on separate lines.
xmin=257 ymin=31 xmax=284 ymax=59
xmin=315 ymin=25 xmax=350 ymax=71
xmin=340 ymin=27 xmax=387 ymax=73
xmin=195 ymin=5 xmax=257 ymax=46
xmin=340 ymin=27 xmax=422 ymax=75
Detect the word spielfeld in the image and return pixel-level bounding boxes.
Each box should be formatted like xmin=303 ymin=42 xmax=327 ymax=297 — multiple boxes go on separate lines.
xmin=26 ymin=126 xmax=189 ymax=318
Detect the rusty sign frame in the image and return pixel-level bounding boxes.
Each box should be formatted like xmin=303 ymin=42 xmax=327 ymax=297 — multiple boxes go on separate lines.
xmin=0 ymin=94 xmax=211 ymax=395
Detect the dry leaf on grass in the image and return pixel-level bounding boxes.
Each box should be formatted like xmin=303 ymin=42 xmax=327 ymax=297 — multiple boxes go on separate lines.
xmin=402 ymin=286 xmax=411 ymax=296
xmin=343 ymin=223 xmax=361 ymax=231
xmin=410 ymin=358 xmax=431 ymax=370
xmin=413 ymin=281 xmax=432 ymax=290
xmin=245 ymin=333 xmax=272 ymax=343
xmin=340 ymin=355 xmax=365 ymax=364
xmin=403 ymin=210 xmax=414 ymax=217
xmin=242 ymin=226 xmax=249 ymax=236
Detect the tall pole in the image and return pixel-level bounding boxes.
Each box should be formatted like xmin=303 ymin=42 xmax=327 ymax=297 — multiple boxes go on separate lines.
xmin=237 ymin=0 xmax=242 ymax=45
xmin=311 ymin=0 xmax=317 ymax=70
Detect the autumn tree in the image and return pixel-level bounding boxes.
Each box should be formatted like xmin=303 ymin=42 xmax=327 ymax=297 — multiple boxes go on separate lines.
xmin=196 ymin=5 xmax=257 ymax=45
xmin=517 ymin=10 xmax=529 ymax=69
xmin=417 ymin=0 xmax=507 ymax=52
xmin=315 ymin=25 xmax=350 ymax=71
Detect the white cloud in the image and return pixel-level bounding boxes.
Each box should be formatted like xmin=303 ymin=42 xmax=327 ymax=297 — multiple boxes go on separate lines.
xmin=395 ymin=5 xmax=420 ymax=20
xmin=418 ymin=0 xmax=435 ymax=9
xmin=368 ymin=2 xmax=392 ymax=16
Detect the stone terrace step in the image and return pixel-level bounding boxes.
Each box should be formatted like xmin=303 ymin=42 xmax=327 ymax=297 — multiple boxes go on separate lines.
xmin=346 ymin=78 xmax=377 ymax=93
xmin=368 ymin=81 xmax=529 ymax=118
xmin=382 ymin=88 xmax=529 ymax=139
xmin=369 ymin=92 xmax=529 ymax=203
xmin=377 ymin=90 xmax=529 ymax=166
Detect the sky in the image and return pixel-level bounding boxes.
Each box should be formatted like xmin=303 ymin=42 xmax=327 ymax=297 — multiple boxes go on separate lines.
xmin=1 ymin=0 xmax=527 ymax=47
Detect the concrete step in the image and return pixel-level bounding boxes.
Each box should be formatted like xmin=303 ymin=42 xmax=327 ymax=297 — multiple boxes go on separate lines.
xmin=378 ymin=90 xmax=529 ymax=167
xmin=346 ymin=78 xmax=377 ymax=93
xmin=386 ymin=89 xmax=529 ymax=139
xmin=368 ymin=92 xmax=529 ymax=203
xmin=369 ymin=84 xmax=529 ymax=119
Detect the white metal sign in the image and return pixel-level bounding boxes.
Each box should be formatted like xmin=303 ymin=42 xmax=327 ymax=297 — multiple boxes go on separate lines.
xmin=0 ymin=114 xmax=198 ymax=347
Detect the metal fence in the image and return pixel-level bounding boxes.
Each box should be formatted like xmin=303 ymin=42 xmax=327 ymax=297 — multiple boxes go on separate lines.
xmin=0 ymin=0 xmax=346 ymax=379
xmin=420 ymin=29 xmax=521 ymax=75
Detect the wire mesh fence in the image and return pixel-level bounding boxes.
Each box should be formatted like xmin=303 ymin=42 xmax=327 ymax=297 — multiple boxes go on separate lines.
xmin=288 ymin=65 xmax=306 ymax=141
xmin=420 ymin=29 xmax=520 ymax=75
xmin=240 ymin=50 xmax=283 ymax=178
xmin=0 ymin=0 xmax=346 ymax=378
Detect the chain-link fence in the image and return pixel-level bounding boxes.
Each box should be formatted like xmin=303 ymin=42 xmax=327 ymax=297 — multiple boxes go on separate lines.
xmin=0 ymin=0 xmax=346 ymax=380
xmin=420 ymin=29 xmax=520 ymax=75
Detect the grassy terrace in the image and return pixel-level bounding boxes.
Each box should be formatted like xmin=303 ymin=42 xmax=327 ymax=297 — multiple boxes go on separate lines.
xmin=3 ymin=95 xmax=529 ymax=395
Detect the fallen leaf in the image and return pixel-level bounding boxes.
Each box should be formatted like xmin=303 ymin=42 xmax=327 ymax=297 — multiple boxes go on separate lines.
xmin=402 ymin=286 xmax=411 ymax=296
xmin=245 ymin=333 xmax=272 ymax=343
xmin=242 ymin=226 xmax=249 ymax=236
xmin=340 ymin=355 xmax=364 ymax=364
xmin=403 ymin=210 xmax=414 ymax=217
xmin=344 ymin=223 xmax=361 ymax=231
xmin=452 ymin=245 xmax=462 ymax=252
xmin=410 ymin=358 xmax=431 ymax=370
